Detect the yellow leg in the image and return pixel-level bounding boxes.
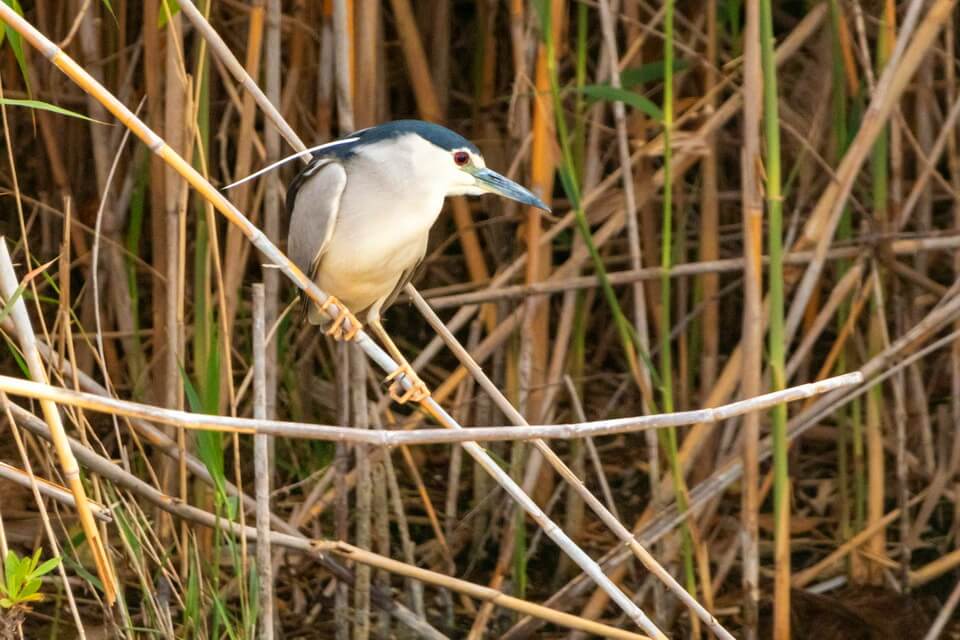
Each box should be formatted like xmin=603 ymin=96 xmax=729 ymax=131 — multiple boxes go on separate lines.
xmin=318 ymin=296 xmax=362 ymax=341
xmin=367 ymin=316 xmax=430 ymax=404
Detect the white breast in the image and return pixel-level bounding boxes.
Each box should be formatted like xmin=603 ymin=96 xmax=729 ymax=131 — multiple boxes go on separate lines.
xmin=315 ymin=136 xmax=446 ymax=312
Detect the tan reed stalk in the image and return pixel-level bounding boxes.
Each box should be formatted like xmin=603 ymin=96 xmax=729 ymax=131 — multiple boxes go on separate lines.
xmin=420 ymin=235 xmax=960 ymax=309
xmin=0 ymin=371 xmax=859 ymax=445
xmin=221 ymin=4 xmax=265 ymax=332
xmin=263 ymin=0 xmax=281 ymax=428
xmin=0 ymin=461 xmax=111 ymax=521
xmin=740 ymin=1 xmax=763 ymax=635
xmin=252 ymin=284 xmax=275 ymax=640
xmin=700 ymin=0 xmax=720 ymax=395
xmin=352 ymin=342 xmax=372 ymax=640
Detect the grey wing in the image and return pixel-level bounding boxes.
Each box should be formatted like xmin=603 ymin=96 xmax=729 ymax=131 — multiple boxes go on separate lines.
xmin=287 ymin=158 xmax=347 ymax=279
xmin=286 ymin=158 xmax=347 ymax=322
xmin=380 ymin=238 xmax=428 ymax=312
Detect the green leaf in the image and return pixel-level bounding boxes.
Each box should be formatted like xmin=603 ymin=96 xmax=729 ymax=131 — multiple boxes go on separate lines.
xmin=181 ymin=366 xmax=226 ymax=499
xmin=0 ymin=98 xmax=109 ymax=124
xmin=3 ymin=333 xmax=30 ymax=377
xmin=620 ymin=59 xmax=689 ymax=87
xmin=0 ymin=598 xmax=13 ymax=608
xmin=201 ymin=329 xmax=220 ymax=414
xmin=100 ymin=0 xmax=117 ymax=21
xmin=34 ymin=556 xmax=61 ymax=578
xmin=4 ymin=551 xmax=18 ymax=597
xmin=61 ymin=555 xmax=104 ymax=594
xmin=1 ymin=0 xmax=30 ymax=94
xmin=18 ymin=579 xmax=41 ymax=600
xmin=158 ymin=0 xmax=182 ymax=29
xmin=531 ymin=0 xmax=550 ymax=43
xmin=580 ymin=85 xmax=664 ymax=121
xmin=27 ymin=549 xmax=41 ymax=574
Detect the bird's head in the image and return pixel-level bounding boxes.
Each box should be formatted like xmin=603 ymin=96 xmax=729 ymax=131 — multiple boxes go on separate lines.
xmin=360 ymin=120 xmax=552 ymax=212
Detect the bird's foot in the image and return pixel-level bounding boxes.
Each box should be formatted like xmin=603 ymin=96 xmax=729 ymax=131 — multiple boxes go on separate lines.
xmin=385 ymin=365 xmax=431 ymax=404
xmin=319 ymin=296 xmax=362 ymax=341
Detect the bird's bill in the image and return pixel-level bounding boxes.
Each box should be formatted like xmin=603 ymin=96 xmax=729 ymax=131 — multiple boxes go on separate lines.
xmin=470 ymin=167 xmax=551 ymax=212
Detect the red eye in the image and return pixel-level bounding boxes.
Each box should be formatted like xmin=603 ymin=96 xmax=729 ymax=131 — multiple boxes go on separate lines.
xmin=453 ymin=151 xmax=470 ymax=166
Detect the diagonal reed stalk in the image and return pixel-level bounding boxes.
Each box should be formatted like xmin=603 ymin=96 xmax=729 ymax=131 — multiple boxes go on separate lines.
xmin=0 ymin=6 xmax=661 ymax=633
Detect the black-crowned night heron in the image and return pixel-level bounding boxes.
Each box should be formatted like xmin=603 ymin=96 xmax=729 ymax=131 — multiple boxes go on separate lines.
xmin=280 ymin=120 xmax=549 ymax=403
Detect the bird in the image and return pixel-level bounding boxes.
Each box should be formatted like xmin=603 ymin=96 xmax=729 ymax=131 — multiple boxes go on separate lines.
xmin=278 ymin=120 xmax=550 ymax=404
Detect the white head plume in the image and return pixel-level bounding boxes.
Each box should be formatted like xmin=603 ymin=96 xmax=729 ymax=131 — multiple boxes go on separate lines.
xmin=222 ymin=137 xmax=360 ymax=191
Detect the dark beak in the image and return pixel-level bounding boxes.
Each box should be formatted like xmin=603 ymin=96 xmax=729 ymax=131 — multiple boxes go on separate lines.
xmin=471 ymin=167 xmax=551 ymax=212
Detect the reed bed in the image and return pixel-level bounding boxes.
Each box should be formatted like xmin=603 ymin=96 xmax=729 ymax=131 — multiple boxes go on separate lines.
xmin=0 ymin=2 xmax=959 ymax=638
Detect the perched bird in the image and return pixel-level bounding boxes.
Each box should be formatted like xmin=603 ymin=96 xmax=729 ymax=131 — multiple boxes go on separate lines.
xmin=278 ymin=120 xmax=550 ymax=403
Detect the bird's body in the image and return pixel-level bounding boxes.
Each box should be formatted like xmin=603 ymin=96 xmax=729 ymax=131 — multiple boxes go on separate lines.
xmin=282 ymin=120 xmax=549 ymax=402
xmin=288 ymin=129 xmax=452 ymax=317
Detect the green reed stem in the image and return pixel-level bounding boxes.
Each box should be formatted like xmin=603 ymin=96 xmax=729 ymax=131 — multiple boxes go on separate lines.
xmin=658 ymin=0 xmax=697 ymax=598
xmin=760 ymin=0 xmax=790 ymax=633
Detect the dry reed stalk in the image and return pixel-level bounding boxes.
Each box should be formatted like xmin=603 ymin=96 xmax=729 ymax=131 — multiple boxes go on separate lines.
xmin=922 ymin=575 xmax=960 ymax=640
xmin=334 ymin=340 xmax=350 ymax=640
xmin=332 ymin=0 xmax=354 ymax=132
xmin=740 ymin=0 xmax=763 ymax=634
xmin=0 ymin=368 xmax=860 ymax=441
xmin=221 ymin=5 xmax=265 ymax=333
xmin=597 ymin=0 xmax=653 ymax=384
xmin=0 ymin=461 xmax=111 ymax=521
xmin=252 ymin=284 xmax=275 ymax=640
xmin=700 ymin=0 xmax=720 ymax=397
xmin=0 ymin=239 xmax=118 ymax=604
xmin=386 ymin=0 xmax=440 ymax=122
xmin=353 ymin=0 xmax=378 ymax=128
xmin=383 ymin=445 xmax=426 ymax=619
xmin=593 ymin=10 xmax=661 ymax=594
xmin=264 ymin=0 xmax=281 ymax=433
xmin=76 ymin=1 xmax=137 ymax=373
xmin=421 ymin=235 xmax=960 ymax=308
xmin=352 ymin=343 xmax=372 ymax=640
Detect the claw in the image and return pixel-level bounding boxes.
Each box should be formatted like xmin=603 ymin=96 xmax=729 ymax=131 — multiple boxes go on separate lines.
xmin=319 ymin=296 xmax=361 ymax=341
xmin=385 ymin=365 xmax=431 ymax=404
